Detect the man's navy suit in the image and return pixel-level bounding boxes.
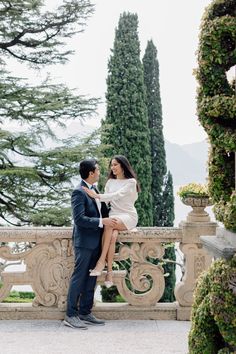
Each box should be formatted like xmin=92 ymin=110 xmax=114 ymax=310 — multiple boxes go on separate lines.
xmin=66 ymin=180 xmax=108 ymax=317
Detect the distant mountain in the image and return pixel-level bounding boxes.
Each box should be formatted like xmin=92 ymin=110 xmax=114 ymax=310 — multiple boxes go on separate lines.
xmin=54 ymin=121 xmax=210 ymax=187
xmin=165 ymin=139 xmax=209 ymax=186
xmin=181 ymin=140 xmax=209 ymax=164
xmin=66 ymin=122 xmax=210 ymax=187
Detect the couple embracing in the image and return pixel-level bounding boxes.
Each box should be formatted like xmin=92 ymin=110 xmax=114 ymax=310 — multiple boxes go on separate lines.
xmin=64 ymin=155 xmax=140 ymax=329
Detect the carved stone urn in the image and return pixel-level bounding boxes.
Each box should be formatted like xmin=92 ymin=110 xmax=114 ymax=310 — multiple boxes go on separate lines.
xmin=181 ymin=196 xmax=212 ymax=222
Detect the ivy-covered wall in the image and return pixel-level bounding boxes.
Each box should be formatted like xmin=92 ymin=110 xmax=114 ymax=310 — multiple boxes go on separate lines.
xmin=196 ymin=0 xmax=236 ymax=231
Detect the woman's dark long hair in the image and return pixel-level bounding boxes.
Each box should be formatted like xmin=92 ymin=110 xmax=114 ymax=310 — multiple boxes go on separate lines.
xmin=107 ymin=155 xmax=141 ymax=192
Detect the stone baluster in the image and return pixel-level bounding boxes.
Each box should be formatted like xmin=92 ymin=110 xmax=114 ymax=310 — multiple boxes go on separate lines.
xmin=175 ymin=202 xmax=217 ymax=320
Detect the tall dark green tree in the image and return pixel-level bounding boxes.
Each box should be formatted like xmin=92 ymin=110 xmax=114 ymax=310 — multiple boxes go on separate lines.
xmin=0 ymin=0 xmax=98 ymax=226
xmin=143 ymin=39 xmax=169 ymax=225
xmin=160 ymin=171 xmax=176 ymax=302
xmin=161 ymin=172 xmax=175 ymax=227
xmin=102 ymin=12 xmax=153 ymax=226
xmin=143 ymin=40 xmax=175 ymax=302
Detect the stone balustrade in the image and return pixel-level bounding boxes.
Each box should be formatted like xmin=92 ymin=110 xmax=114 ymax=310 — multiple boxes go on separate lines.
xmin=0 ymin=213 xmax=217 ymax=320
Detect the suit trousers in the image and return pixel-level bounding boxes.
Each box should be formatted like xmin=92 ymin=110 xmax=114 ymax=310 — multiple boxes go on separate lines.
xmin=66 ymin=246 xmax=100 ymax=317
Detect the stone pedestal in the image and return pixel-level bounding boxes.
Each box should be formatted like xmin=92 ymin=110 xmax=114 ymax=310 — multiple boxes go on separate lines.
xmin=181 ymin=196 xmax=212 ymax=223
xmin=175 ymin=201 xmax=217 ymax=308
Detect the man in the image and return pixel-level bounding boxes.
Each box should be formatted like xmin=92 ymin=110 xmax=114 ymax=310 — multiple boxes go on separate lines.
xmin=64 ymin=159 xmax=117 ymax=329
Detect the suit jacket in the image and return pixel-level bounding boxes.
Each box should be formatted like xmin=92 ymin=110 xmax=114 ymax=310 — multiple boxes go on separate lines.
xmin=71 ymin=180 xmax=109 ymax=249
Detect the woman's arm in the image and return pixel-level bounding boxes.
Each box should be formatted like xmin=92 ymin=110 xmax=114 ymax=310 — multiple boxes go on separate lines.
xmin=83 ymin=179 xmax=137 ymax=202
xmin=81 ymin=180 xmax=111 ymax=200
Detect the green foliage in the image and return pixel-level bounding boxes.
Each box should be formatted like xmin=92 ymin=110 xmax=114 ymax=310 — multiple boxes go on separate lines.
xmin=143 ymin=41 xmax=175 ymax=301
xmin=208 ymin=146 xmax=234 ymax=203
xmin=161 ymin=172 xmax=175 ymax=227
xmin=178 ymin=183 xmax=209 ymax=199
xmin=100 ymin=286 xmax=125 ymax=303
xmin=0 ymin=132 xmax=97 ymax=225
xmin=0 ymin=0 xmax=94 ymax=66
xmin=214 ymin=192 xmax=236 ymax=232
xmin=189 ymin=258 xmax=236 ymax=354
xmin=160 ymin=244 xmax=176 ymax=302
xmin=143 ymin=40 xmax=167 ymax=227
xmin=190 ymin=4 xmax=236 ymax=350
xmin=196 ymin=0 xmax=236 ymax=231
xmin=0 ymin=0 xmax=99 ymax=226
xmin=101 ymin=12 xmax=153 ymax=226
xmin=3 ymin=290 xmax=35 ymax=303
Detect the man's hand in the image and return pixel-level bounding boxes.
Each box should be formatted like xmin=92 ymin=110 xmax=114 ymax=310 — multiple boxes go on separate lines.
xmin=102 ymin=218 xmax=118 ymax=227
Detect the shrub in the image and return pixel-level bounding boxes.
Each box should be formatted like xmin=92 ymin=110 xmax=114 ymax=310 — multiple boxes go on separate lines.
xmin=101 ymin=286 xmax=125 ymax=303
xmin=195 ymin=0 xmax=236 ymax=231
xmin=178 ymin=183 xmax=209 ymax=199
xmin=189 ymin=258 xmax=236 ymax=354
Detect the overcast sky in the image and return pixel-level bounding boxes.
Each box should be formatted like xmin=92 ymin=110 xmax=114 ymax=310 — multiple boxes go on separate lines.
xmin=54 ymin=0 xmax=214 ymax=145
xmin=10 ymin=0 xmax=216 ymax=145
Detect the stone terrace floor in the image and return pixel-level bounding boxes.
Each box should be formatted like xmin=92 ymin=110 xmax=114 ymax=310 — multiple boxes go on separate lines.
xmin=0 ymin=319 xmax=190 ymax=354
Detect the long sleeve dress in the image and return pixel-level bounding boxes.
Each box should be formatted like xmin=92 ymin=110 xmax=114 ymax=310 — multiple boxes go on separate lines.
xmin=98 ymin=178 xmax=138 ymax=230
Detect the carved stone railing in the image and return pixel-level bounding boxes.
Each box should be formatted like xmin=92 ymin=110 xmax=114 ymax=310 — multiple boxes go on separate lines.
xmin=0 ymin=214 xmax=217 ymax=320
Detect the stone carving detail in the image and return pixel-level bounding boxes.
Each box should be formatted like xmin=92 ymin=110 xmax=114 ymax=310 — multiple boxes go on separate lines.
xmin=0 ymin=237 xmax=166 ymax=308
xmin=114 ymin=242 xmax=165 ymax=306
xmin=181 ymin=197 xmax=212 ymax=222
xmin=175 ymin=243 xmax=212 ymax=306
xmin=28 ymin=239 xmax=74 ymax=308
xmin=194 ymin=255 xmax=205 ymax=279
xmin=0 ymin=225 xmax=216 ymax=311
xmin=117 ymin=242 xmax=165 ymax=262
xmin=0 ymin=239 xmax=74 ymax=309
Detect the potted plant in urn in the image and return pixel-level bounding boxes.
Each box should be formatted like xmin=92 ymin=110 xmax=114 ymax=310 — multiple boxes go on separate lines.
xmin=178 ymin=183 xmax=213 ymax=222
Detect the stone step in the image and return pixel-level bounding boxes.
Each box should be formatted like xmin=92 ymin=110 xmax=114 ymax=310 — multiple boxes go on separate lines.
xmin=0 ymin=302 xmax=191 ymax=321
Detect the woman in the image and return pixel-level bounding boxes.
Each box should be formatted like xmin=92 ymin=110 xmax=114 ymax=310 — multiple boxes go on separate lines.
xmin=82 ymin=155 xmax=140 ymax=288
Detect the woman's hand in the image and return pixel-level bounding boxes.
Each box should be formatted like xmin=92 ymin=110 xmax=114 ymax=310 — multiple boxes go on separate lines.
xmin=82 ymin=186 xmax=100 ymax=199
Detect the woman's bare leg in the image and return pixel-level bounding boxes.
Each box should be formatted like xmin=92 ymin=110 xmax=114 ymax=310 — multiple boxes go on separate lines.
xmin=106 ymin=230 xmax=118 ymax=272
xmin=91 ymin=220 xmax=127 ymax=276
xmin=90 ymin=225 xmax=114 ymax=274
xmin=105 ymin=220 xmax=127 ymax=285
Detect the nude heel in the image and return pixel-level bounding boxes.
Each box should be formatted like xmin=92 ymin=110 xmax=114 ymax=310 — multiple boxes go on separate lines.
xmin=104 ymin=271 xmax=113 ymax=288
xmin=89 ymin=260 xmax=105 ymax=277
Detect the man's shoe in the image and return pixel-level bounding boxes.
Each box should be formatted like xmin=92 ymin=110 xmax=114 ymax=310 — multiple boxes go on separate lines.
xmin=79 ymin=313 xmax=105 ymax=326
xmin=63 ymin=315 xmax=88 ymax=329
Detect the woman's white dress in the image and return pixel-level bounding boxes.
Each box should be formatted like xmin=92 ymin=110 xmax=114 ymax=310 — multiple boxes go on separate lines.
xmin=99 ymin=178 xmax=138 ymax=230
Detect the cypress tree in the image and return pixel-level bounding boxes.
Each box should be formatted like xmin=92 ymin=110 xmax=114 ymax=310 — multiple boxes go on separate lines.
xmin=160 ymin=244 xmax=176 ymax=302
xmin=160 ymin=171 xmax=176 ymax=302
xmin=102 ymin=12 xmax=153 ymax=226
xmin=142 ymin=39 xmax=167 ymax=226
xmin=161 ymin=171 xmax=175 ymax=227
xmin=143 ymin=40 xmax=176 ymax=301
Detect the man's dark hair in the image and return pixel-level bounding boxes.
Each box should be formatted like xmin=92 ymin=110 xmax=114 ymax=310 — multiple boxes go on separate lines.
xmin=79 ymin=159 xmax=98 ymax=179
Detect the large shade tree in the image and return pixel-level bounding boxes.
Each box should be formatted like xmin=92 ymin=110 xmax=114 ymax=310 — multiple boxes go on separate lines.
xmin=0 ymin=0 xmax=99 ymax=226
xmin=101 ymin=12 xmax=153 ymax=226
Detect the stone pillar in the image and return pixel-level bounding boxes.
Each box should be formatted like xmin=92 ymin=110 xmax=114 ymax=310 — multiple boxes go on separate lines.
xmin=175 ymin=205 xmax=217 ymax=320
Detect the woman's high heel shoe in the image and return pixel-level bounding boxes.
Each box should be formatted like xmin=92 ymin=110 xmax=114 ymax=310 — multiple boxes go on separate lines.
xmin=89 ymin=260 xmax=105 ymax=277
xmin=104 ymin=271 xmax=113 ymax=288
